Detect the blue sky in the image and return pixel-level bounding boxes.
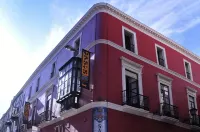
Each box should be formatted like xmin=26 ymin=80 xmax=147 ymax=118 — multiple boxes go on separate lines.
xmin=0 ymin=0 xmax=200 ymax=117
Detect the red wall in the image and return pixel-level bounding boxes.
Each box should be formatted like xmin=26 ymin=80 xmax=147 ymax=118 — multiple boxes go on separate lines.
xmin=98 ymin=12 xmax=200 ymax=84
xmin=40 ymin=110 xmax=92 ymax=132
xmin=108 ymin=109 xmax=189 ymax=132
xmin=93 ymin=12 xmax=200 ymax=121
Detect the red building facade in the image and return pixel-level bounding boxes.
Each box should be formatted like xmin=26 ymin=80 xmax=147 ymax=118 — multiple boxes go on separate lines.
xmin=32 ymin=3 xmax=200 ymax=132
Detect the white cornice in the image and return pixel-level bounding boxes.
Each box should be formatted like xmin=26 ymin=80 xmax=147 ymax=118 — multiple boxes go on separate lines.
xmin=38 ymin=102 xmax=190 ymax=130
xmin=12 ymin=2 xmax=200 ymax=108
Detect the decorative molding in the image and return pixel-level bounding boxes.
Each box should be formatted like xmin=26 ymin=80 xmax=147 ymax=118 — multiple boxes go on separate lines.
xmin=160 ymin=116 xmax=179 ymax=124
xmin=38 ymin=101 xmax=190 ymax=130
xmin=121 ymin=56 xmax=143 ymax=69
xmin=157 ymin=73 xmax=173 ymax=83
xmin=13 ymin=2 xmax=200 ymax=103
xmin=186 ymin=86 xmax=197 ymax=93
xmin=89 ymin=39 xmax=200 ymax=90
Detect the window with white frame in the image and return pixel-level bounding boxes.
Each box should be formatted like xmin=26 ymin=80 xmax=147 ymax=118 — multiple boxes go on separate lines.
xmin=122 ymin=26 xmax=138 ymax=54
xmin=157 ymin=73 xmax=173 ymax=105
xmin=155 ymin=44 xmax=168 ymax=68
xmin=157 ymin=73 xmax=178 ymax=118
xmin=187 ymin=87 xmax=198 ymax=112
xmin=184 ymin=59 xmax=193 ymax=80
xmin=121 ymin=57 xmax=144 ymax=107
xmin=73 ymin=34 xmax=82 ymax=57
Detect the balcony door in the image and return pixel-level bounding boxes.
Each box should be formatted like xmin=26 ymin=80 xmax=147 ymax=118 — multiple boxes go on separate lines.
xmin=160 ymin=84 xmax=170 ymax=105
xmin=45 ymin=94 xmax=52 ymax=121
xmin=125 ymin=69 xmax=139 ymax=106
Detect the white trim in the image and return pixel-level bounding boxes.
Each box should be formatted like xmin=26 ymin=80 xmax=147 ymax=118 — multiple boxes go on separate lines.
xmin=155 ymin=44 xmax=168 ymax=68
xmin=122 ymin=26 xmax=138 ymax=54
xmin=72 ymin=32 xmax=82 ymax=56
xmin=121 ymin=56 xmax=143 ymax=97
xmin=84 ymin=39 xmax=200 ymax=90
xmin=183 ymin=59 xmax=193 ymax=81
xmin=38 ymin=101 xmax=190 ymax=130
xmin=157 ymin=73 xmax=173 ymax=105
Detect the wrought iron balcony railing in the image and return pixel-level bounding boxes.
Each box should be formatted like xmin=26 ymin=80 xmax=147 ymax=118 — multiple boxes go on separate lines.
xmin=190 ymin=114 xmax=200 ymax=127
xmin=158 ymin=58 xmax=165 ymax=67
xmin=122 ymin=90 xmax=149 ymax=111
xmin=160 ymin=103 xmax=179 ymax=119
xmin=186 ymin=72 xmax=191 ymax=80
xmin=39 ymin=110 xmax=56 ymax=123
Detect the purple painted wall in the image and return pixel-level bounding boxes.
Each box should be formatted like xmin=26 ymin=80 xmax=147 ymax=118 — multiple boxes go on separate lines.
xmin=21 ymin=13 xmax=100 ymax=120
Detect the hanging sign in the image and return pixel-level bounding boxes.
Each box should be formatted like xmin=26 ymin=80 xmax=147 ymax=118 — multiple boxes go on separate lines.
xmin=23 ymin=102 xmax=30 ymax=124
xmin=81 ymin=49 xmax=90 ymax=89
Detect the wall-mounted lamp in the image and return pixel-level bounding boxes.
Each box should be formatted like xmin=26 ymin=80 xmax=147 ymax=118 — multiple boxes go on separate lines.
xmin=65 ymin=45 xmax=78 ymax=52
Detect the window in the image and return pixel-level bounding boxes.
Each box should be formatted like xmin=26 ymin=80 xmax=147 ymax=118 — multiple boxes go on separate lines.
xmin=73 ymin=37 xmax=81 ymax=57
xmin=160 ymin=84 xmax=170 ymax=104
xmin=184 ymin=59 xmax=193 ymax=80
xmin=187 ymin=87 xmax=198 ymax=124
xmin=189 ymin=95 xmax=195 ymax=109
xmin=50 ymin=62 xmax=56 ymax=78
xmin=157 ymin=73 xmax=173 ymax=105
xmin=125 ymin=70 xmax=139 ymax=105
xmin=122 ymin=26 xmax=138 ymax=54
xmin=28 ymin=86 xmax=32 ymax=99
xmin=121 ymin=57 xmax=148 ymax=109
xmin=155 ymin=44 xmax=168 ymax=68
xmin=57 ymin=57 xmax=81 ymax=100
xmin=36 ymin=77 xmax=40 ymax=92
xmin=46 ymin=94 xmax=52 ymax=120
xmin=187 ymin=87 xmax=198 ymax=112
xmin=31 ymin=106 xmax=36 ymax=125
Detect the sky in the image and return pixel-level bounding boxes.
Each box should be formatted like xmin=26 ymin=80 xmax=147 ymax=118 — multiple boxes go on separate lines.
xmin=0 ymin=0 xmax=200 ymax=117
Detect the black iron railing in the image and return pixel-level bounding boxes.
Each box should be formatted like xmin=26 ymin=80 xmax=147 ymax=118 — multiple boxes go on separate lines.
xmin=160 ymin=103 xmax=179 ymax=119
xmin=190 ymin=114 xmax=200 ymax=126
xmin=122 ymin=90 xmax=149 ymax=111
xmin=27 ymin=121 xmax=32 ymax=129
xmin=39 ymin=110 xmax=56 ymax=123
xmin=158 ymin=58 xmax=165 ymax=67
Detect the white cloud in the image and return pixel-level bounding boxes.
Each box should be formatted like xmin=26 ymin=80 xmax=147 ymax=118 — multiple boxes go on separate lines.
xmin=105 ymin=0 xmax=200 ymax=36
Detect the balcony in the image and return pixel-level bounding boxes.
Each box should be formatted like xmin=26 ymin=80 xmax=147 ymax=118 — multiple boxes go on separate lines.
xmin=11 ymin=107 xmax=19 ymax=120
xmin=186 ymin=72 xmax=191 ymax=80
xmin=122 ymin=90 xmax=149 ymax=111
xmin=5 ymin=120 xmax=12 ymax=126
xmin=158 ymin=58 xmax=165 ymax=67
xmin=39 ymin=110 xmax=56 ymax=124
xmin=159 ymin=103 xmax=179 ymax=123
xmin=57 ymin=57 xmax=81 ymax=112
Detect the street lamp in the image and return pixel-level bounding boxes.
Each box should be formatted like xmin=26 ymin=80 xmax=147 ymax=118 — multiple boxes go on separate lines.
xmin=65 ymin=45 xmax=78 ymax=52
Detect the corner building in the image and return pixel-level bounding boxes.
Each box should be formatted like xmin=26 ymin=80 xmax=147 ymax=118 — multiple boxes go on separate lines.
xmin=1 ymin=3 xmax=200 ymax=132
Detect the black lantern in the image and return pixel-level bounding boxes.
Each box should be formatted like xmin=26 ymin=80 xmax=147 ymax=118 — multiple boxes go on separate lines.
xmin=190 ymin=108 xmax=197 ymax=116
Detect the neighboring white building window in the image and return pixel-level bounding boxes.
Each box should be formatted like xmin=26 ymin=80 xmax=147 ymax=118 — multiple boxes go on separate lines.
xmin=120 ymin=57 xmax=148 ymax=110
xmin=155 ymin=44 xmax=168 ymax=68
xmin=73 ymin=33 xmax=82 ymax=57
xmin=184 ymin=59 xmax=193 ymax=80
xmin=122 ymin=26 xmax=138 ymax=54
